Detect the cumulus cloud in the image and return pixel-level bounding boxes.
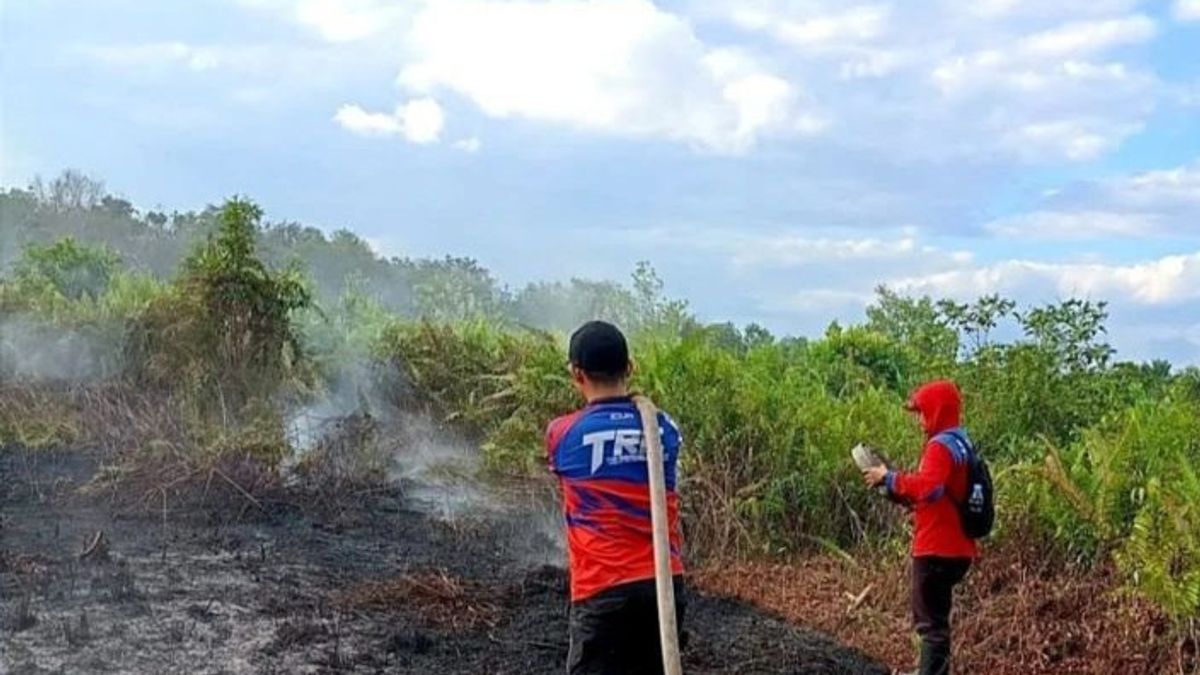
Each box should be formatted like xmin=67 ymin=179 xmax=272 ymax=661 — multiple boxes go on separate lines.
xmin=1176 ymin=0 xmax=1200 ymax=21
xmin=699 ymin=1 xmax=1163 ymax=162
xmin=1019 ymin=15 xmax=1156 ymax=56
xmin=334 ymin=97 xmax=444 ymax=144
xmin=394 ymin=0 xmax=821 ymax=154
xmin=1001 ymin=120 xmax=1144 ymax=162
xmin=729 ymin=4 xmax=890 ymax=48
xmin=236 ymin=0 xmax=1174 ymax=162
xmin=883 ymin=251 xmax=1200 ymax=363
xmin=721 ymin=233 xmax=971 ymax=269
xmin=239 ymin=0 xmax=412 ymax=42
xmin=985 ymin=211 xmax=1154 ymax=239
xmin=894 ymin=252 xmax=1200 ymax=305
xmin=987 ymin=161 xmax=1200 ymax=239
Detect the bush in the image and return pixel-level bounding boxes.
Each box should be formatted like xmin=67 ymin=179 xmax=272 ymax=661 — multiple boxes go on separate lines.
xmin=1030 ymin=399 xmax=1200 ymax=619
xmin=129 ymin=199 xmax=311 ymax=417
xmin=373 ymin=320 xmax=577 ymax=473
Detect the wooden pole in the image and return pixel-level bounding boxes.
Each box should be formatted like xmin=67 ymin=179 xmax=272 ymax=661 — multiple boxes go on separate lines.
xmin=634 ymin=395 xmax=683 ymax=675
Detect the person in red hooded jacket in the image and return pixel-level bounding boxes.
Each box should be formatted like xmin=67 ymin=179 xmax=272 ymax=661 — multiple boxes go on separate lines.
xmin=863 ymin=380 xmax=978 ymax=675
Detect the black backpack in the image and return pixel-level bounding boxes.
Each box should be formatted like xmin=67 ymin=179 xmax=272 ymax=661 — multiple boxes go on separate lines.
xmin=933 ymin=430 xmax=995 ymax=539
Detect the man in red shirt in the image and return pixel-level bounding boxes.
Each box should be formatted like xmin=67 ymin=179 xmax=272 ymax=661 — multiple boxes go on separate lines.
xmin=864 ymin=379 xmax=978 ymax=675
xmin=545 ymin=321 xmax=685 ymax=675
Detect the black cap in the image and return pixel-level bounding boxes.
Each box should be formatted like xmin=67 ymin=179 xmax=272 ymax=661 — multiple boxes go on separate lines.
xmin=568 ymin=321 xmax=630 ymax=379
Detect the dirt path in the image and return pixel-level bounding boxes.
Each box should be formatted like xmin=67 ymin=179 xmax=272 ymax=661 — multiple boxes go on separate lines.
xmin=1 ymin=448 xmax=887 ymax=674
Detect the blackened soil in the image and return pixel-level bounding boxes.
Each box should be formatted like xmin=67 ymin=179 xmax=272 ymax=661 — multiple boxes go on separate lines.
xmin=0 ymin=448 xmax=887 ymax=674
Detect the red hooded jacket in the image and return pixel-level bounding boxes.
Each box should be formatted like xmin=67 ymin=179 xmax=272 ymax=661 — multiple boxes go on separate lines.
xmin=885 ymin=380 xmax=979 ymax=560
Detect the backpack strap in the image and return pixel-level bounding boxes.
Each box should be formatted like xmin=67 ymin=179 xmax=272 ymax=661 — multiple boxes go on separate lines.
xmin=932 ymin=429 xmax=972 ymax=466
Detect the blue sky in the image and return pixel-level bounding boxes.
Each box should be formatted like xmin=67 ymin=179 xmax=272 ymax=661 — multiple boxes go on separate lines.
xmin=2 ymin=0 xmax=1199 ymax=362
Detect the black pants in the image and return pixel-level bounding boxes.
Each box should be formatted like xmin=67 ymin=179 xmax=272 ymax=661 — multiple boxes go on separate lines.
xmin=567 ymin=577 xmax=686 ymax=675
xmin=912 ymin=556 xmax=971 ymax=675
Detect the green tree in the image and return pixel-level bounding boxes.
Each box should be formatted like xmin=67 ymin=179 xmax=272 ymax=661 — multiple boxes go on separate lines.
xmin=409 ymin=256 xmax=505 ymax=322
xmin=631 ymin=261 xmax=693 ymax=335
xmin=13 ymin=237 xmax=122 ymax=301
xmin=132 ymin=197 xmax=312 ymax=421
xmin=865 ymin=286 xmax=958 ymax=369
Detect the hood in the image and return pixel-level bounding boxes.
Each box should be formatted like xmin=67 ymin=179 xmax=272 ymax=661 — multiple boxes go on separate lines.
xmin=906 ymin=380 xmax=962 ymax=436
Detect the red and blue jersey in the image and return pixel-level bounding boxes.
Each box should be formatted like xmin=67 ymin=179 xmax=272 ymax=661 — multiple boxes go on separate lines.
xmin=545 ymin=396 xmax=685 ymax=602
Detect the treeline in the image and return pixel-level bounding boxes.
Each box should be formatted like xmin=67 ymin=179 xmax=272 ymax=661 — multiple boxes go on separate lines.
xmin=0 ymin=170 xmax=706 ymax=336
xmin=1 ymin=187 xmax=1198 ymax=629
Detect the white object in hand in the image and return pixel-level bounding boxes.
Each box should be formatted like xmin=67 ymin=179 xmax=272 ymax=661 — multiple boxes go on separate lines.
xmin=851 ymin=443 xmax=883 ymax=470
xmin=851 ymin=443 xmax=890 ymax=495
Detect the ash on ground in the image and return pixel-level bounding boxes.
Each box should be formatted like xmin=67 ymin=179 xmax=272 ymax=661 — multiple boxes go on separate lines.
xmin=1 ymin=448 xmax=886 ymax=675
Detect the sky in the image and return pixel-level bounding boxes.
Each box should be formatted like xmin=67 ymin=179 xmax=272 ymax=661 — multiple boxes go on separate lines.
xmin=2 ymin=0 xmax=1199 ymax=362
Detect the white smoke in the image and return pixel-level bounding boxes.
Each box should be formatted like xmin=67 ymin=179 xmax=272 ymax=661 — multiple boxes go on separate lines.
xmin=0 ymin=314 xmax=124 ymax=382
xmin=282 ymin=357 xmax=565 ymax=560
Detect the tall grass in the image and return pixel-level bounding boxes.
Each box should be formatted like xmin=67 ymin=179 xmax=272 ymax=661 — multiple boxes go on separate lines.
xmin=3 ymin=220 xmax=1199 ymax=625
xmin=367 ymin=315 xmax=1200 ymax=624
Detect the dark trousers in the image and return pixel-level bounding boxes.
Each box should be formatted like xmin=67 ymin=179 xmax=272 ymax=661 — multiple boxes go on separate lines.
xmin=567 ymin=577 xmax=686 ymax=675
xmin=912 ymin=556 xmax=971 ymax=675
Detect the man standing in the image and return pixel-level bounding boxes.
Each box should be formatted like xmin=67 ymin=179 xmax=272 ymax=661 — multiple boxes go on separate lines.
xmin=863 ymin=379 xmax=979 ymax=675
xmin=546 ymin=321 xmax=686 ymax=675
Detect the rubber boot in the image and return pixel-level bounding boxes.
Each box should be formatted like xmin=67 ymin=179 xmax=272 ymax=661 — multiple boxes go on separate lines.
xmin=918 ymin=640 xmax=951 ymax=675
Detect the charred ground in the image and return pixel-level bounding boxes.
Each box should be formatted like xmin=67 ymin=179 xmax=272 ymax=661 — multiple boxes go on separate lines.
xmin=1 ymin=447 xmax=887 ymax=675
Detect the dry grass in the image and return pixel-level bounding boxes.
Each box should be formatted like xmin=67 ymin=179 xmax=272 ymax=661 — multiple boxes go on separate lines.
xmin=335 ymin=570 xmax=504 ymax=631
xmin=694 ymin=541 xmax=1198 ymax=675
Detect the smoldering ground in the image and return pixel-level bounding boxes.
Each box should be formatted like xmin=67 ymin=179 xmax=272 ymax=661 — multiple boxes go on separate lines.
xmin=0 ymin=443 xmax=887 ymax=675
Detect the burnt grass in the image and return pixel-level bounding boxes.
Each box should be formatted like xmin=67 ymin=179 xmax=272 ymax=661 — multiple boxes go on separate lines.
xmin=1 ymin=448 xmax=887 ymax=674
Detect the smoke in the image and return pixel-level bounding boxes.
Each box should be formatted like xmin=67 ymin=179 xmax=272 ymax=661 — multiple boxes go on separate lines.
xmin=0 ymin=314 xmax=125 ymax=383
xmin=283 ymin=358 xmax=565 ymax=563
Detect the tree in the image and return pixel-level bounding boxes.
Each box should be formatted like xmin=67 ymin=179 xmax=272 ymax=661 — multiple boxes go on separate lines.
xmin=865 ymin=286 xmax=958 ymax=366
xmin=1018 ymin=299 xmax=1114 ymax=372
xmin=133 ymin=197 xmax=312 ymax=416
xmin=937 ymin=294 xmax=1016 ymax=355
xmin=511 ymin=279 xmax=637 ymax=332
xmin=13 ymin=238 xmax=121 ymax=301
xmin=408 ymin=256 xmax=505 ymax=322
xmin=631 ymin=261 xmax=693 ymax=335
xmin=31 ymin=170 xmax=105 ymax=211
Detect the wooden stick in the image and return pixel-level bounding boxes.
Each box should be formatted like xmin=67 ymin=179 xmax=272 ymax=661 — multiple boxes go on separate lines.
xmin=634 ymin=395 xmax=683 ymax=675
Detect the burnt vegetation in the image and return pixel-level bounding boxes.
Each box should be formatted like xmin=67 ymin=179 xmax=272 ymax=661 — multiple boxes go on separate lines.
xmin=1 ymin=171 xmax=1198 ymax=674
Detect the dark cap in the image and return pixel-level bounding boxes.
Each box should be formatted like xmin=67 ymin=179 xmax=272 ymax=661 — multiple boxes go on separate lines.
xmin=568 ymin=321 xmax=630 ymax=379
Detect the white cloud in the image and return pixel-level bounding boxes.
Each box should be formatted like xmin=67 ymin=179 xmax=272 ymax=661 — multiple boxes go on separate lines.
xmin=1115 ymin=163 xmax=1200 ymax=206
xmin=334 ymin=97 xmax=445 ymax=144
xmin=698 ymin=1 xmax=1164 ymax=163
xmin=1176 ymin=0 xmax=1200 ymax=21
xmin=960 ymin=0 xmax=1142 ymax=20
xmin=239 ymin=0 xmax=412 ymax=42
xmin=990 ymin=161 xmax=1200 ymax=239
xmin=453 ymin=137 xmax=482 ymax=153
xmin=731 ymin=4 xmax=890 ymax=47
xmin=766 ymin=288 xmax=876 ymax=313
xmin=396 ymin=0 xmax=820 ymax=153
xmin=722 ymin=233 xmax=965 ymax=269
xmin=895 ymin=252 xmax=1200 ymax=305
xmin=82 ymin=42 xmax=222 ymax=72
xmin=295 ymin=0 xmax=395 ymax=42
xmin=1019 ymin=15 xmax=1156 ymax=57
xmin=985 ymin=210 xmax=1155 ymax=239
xmin=629 ymin=226 xmax=975 ymax=277
xmin=1002 ymin=120 xmax=1142 ymax=162
xmin=334 ymin=104 xmax=402 ymax=135
xmin=397 ymin=97 xmax=444 ymax=144
xmin=237 ymin=0 xmax=1172 ymax=163
xmin=921 ymin=16 xmax=1157 ymax=162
